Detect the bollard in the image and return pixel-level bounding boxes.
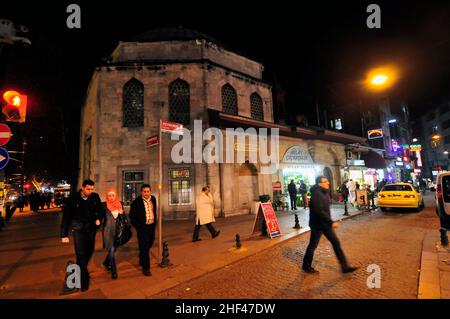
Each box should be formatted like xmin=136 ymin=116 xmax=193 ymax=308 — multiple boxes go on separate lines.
xmin=343 ymin=200 xmax=349 ymax=216
xmin=159 ymin=241 xmax=172 ymax=268
xmin=293 ymin=214 xmax=301 ymax=229
xmin=235 ymin=234 xmax=242 ymax=249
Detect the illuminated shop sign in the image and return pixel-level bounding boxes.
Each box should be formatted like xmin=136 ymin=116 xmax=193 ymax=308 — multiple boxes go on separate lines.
xmin=368 ymin=128 xmax=383 ymax=140
xmin=410 ymin=144 xmax=422 ymax=151
xmin=391 ymin=139 xmax=402 ymax=152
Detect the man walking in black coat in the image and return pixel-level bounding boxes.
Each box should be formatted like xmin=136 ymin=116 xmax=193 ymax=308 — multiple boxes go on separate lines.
xmin=288 ymin=180 xmax=298 ymax=210
xmin=302 ymin=176 xmax=358 ymax=274
xmin=129 ymin=184 xmax=157 ymax=276
xmin=60 ymin=179 xmax=104 ymax=291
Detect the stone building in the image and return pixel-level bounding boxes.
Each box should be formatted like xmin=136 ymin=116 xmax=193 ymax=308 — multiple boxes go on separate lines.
xmin=79 ymin=27 xmax=365 ymax=220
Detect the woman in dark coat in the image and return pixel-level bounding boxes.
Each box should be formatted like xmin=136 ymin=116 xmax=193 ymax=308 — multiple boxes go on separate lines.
xmin=101 ymin=189 xmax=127 ymax=280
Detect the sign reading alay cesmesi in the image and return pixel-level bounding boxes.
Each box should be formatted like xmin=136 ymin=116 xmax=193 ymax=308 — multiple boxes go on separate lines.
xmin=161 ymin=120 xmax=183 ymax=134
xmin=252 ymin=202 xmax=281 ymax=239
xmin=0 ymin=124 xmax=11 ymax=146
xmin=368 ymin=128 xmax=383 ymax=140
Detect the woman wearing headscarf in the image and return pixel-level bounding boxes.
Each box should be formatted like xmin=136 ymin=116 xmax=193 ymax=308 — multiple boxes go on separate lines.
xmin=102 ymin=189 xmax=125 ymax=279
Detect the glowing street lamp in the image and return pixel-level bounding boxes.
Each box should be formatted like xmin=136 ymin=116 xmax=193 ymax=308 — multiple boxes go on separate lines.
xmin=366 ymin=65 xmax=399 ymax=91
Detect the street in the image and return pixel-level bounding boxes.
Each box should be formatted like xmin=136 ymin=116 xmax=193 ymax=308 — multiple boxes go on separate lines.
xmin=153 ymin=194 xmax=439 ymax=299
xmin=0 ymin=193 xmax=441 ymax=299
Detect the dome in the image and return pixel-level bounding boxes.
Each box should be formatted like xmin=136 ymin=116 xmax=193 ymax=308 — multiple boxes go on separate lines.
xmin=131 ymin=26 xmax=222 ymax=46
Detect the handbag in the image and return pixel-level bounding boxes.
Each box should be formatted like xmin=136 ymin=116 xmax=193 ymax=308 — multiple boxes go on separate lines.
xmin=114 ymin=214 xmax=132 ymax=246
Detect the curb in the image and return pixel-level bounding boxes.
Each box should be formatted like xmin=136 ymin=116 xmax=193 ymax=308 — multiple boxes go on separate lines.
xmin=418 ymin=231 xmax=441 ymax=299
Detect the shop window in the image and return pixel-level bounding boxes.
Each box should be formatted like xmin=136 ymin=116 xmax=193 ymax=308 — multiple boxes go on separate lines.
xmin=169 ymin=167 xmax=192 ymax=205
xmin=122 ymin=171 xmax=144 ymax=206
xmin=123 ymin=78 xmax=144 ymax=128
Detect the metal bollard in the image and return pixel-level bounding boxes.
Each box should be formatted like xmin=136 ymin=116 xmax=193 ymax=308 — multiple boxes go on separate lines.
xmin=159 ymin=241 xmax=173 ymax=267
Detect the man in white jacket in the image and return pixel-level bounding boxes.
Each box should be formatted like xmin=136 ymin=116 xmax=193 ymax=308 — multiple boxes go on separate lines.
xmin=192 ymin=186 xmax=220 ymax=242
xmin=346 ymin=179 xmax=356 ymax=206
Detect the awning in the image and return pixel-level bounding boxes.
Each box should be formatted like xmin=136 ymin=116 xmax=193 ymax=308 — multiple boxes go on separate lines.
xmin=360 ymin=150 xmax=386 ymax=169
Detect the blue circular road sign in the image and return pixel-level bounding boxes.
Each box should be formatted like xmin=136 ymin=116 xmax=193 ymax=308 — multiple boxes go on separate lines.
xmin=0 ymin=148 xmax=10 ymax=170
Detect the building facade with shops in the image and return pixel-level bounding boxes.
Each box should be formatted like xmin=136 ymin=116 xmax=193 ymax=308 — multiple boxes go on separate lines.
xmin=78 ymin=27 xmax=366 ymax=220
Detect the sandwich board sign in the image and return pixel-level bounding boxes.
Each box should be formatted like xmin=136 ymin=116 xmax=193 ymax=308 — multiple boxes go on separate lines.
xmin=252 ymin=202 xmax=281 ymax=239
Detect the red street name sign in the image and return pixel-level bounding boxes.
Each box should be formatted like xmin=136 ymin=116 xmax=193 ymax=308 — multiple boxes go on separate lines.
xmin=146 ymin=135 xmax=159 ymax=148
xmin=161 ymin=120 xmax=183 ymax=134
xmin=0 ymin=124 xmax=11 ymax=147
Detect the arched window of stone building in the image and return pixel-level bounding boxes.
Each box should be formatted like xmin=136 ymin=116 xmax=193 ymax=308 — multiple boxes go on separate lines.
xmin=169 ymin=79 xmax=190 ymax=125
xmin=123 ymin=78 xmax=144 ymax=128
xmin=222 ymin=84 xmax=238 ymax=115
xmin=250 ymin=92 xmax=264 ymax=121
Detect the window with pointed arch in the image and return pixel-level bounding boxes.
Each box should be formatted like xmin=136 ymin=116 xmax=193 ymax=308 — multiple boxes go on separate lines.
xmin=250 ymin=92 xmax=264 ymax=121
xmin=222 ymin=84 xmax=238 ymax=115
xmin=123 ymin=78 xmax=144 ymax=127
xmin=169 ymin=79 xmax=190 ymax=125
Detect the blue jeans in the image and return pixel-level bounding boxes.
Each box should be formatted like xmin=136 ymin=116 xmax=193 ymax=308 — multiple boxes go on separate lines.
xmin=104 ymin=246 xmax=117 ymax=273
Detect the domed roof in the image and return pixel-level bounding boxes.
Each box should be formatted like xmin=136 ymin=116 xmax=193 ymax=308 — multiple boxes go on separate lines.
xmin=131 ymin=26 xmax=222 ymax=46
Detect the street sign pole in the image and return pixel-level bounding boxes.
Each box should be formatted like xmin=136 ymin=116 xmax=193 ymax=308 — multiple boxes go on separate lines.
xmin=158 ymin=120 xmax=163 ymax=261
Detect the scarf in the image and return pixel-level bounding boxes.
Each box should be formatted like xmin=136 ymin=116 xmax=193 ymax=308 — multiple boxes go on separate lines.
xmin=106 ymin=189 xmax=123 ymax=218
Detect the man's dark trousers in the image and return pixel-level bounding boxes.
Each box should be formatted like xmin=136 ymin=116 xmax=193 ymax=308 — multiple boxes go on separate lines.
xmin=72 ymin=229 xmax=97 ymax=289
xmin=136 ymin=224 xmax=156 ymax=271
xmin=193 ymin=222 xmax=217 ymax=240
xmin=289 ymin=195 xmax=297 ymax=210
xmin=303 ymin=227 xmax=349 ymax=270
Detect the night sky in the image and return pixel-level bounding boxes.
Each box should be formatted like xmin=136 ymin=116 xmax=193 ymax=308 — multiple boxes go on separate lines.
xmin=1 ymin=0 xmax=450 ymax=185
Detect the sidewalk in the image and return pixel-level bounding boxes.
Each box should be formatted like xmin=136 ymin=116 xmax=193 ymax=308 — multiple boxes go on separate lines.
xmin=418 ymin=231 xmax=450 ymax=299
xmin=0 ymin=202 xmax=363 ymax=299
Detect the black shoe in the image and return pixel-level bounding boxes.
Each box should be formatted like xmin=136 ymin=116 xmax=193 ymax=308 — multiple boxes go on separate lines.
xmin=302 ymin=267 xmax=319 ymax=274
xmin=103 ymin=261 xmax=112 ymax=272
xmin=112 ymin=272 xmax=118 ymax=280
xmin=143 ymin=269 xmax=152 ymax=277
xmin=212 ymin=231 xmax=220 ymax=238
xmin=192 ymin=238 xmax=202 ymax=242
xmin=342 ymin=266 xmax=359 ymax=273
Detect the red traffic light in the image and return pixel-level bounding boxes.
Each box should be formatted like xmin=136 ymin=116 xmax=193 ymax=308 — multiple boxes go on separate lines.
xmin=2 ymin=90 xmax=27 ymax=122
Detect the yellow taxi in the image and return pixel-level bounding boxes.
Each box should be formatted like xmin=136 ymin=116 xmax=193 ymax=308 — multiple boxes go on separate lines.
xmin=377 ymin=182 xmax=424 ymax=212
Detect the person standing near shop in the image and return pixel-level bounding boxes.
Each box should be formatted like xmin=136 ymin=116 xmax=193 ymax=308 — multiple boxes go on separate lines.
xmin=192 ymin=186 xmax=220 ymax=242
xmin=302 ymin=176 xmax=358 ymax=274
xmin=60 ymin=179 xmax=104 ymax=291
xmin=288 ymin=180 xmax=298 ymax=210
xmin=129 ymin=184 xmax=157 ymax=277
xmin=299 ymin=180 xmax=308 ymax=209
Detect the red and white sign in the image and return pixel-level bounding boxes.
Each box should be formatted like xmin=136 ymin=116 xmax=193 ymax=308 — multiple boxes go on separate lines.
xmin=161 ymin=120 xmax=183 ymax=134
xmin=273 ymin=182 xmax=282 ymax=191
xmin=146 ymin=135 xmax=159 ymax=148
xmin=0 ymin=124 xmax=11 ymax=146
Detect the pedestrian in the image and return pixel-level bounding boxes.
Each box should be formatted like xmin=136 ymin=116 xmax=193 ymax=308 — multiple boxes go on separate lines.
xmin=17 ymin=194 xmax=24 ymax=212
xmin=340 ymin=181 xmax=349 ymax=204
xmin=60 ymin=179 xmax=104 ymax=291
xmin=192 ymin=186 xmax=220 ymax=242
xmin=298 ymin=180 xmax=308 ymax=209
xmin=346 ymin=179 xmax=356 ymax=206
xmin=129 ymin=184 xmax=157 ymax=277
xmin=355 ymin=181 xmax=360 ymax=190
xmin=288 ymin=179 xmax=298 ymax=210
xmin=101 ymin=189 xmax=127 ymax=280
xmin=302 ymin=176 xmax=358 ymax=274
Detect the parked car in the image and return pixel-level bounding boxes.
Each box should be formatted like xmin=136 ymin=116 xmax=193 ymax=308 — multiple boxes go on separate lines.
xmin=377 ymin=182 xmax=424 ymax=212
xmin=435 ymin=172 xmax=450 ymax=218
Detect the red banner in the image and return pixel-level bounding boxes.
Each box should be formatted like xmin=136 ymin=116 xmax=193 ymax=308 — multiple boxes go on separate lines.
xmin=261 ymin=202 xmax=281 ymax=238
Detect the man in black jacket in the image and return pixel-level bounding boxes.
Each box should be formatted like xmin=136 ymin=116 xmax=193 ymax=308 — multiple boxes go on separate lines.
xmin=302 ymin=176 xmax=358 ymax=274
xmin=288 ymin=180 xmax=298 ymax=210
xmin=60 ymin=179 xmax=104 ymax=291
xmin=129 ymin=184 xmax=157 ymax=276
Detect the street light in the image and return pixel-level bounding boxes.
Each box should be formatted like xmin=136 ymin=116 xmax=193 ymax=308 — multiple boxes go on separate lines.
xmin=412 ymin=138 xmax=418 ymax=142
xmin=366 ymin=65 xmax=399 ymax=91
xmin=388 ymin=119 xmax=397 ymax=124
